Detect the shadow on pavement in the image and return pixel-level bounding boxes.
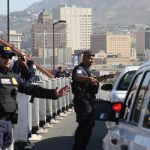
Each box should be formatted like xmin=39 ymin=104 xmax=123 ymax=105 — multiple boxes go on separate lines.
xmin=32 ymin=136 xmax=74 ymax=150
xmin=31 ymin=121 xmax=107 ymax=150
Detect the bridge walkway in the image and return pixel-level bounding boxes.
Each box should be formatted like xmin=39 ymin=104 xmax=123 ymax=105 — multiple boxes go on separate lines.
xmin=31 ymin=111 xmax=107 ymax=150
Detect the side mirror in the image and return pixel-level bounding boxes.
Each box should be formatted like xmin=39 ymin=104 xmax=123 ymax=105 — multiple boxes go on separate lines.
xmin=101 ymin=83 xmax=113 ymax=91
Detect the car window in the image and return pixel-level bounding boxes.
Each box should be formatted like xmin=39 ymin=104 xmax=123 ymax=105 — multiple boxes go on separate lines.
xmin=123 ymin=73 xmax=143 ymax=121
xmin=117 ymin=71 xmax=136 ymax=91
xmin=130 ymin=72 xmax=150 ymax=124
xmin=143 ymin=99 xmax=150 ymax=129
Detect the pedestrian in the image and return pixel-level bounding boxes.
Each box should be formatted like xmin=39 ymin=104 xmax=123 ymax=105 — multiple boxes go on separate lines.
xmin=71 ymin=51 xmax=115 ymax=150
xmin=0 ymin=45 xmax=69 ymax=150
xmin=55 ymin=66 xmax=69 ymax=78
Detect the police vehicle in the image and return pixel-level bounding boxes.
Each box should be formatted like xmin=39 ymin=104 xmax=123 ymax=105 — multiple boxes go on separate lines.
xmin=95 ymin=61 xmax=150 ymax=150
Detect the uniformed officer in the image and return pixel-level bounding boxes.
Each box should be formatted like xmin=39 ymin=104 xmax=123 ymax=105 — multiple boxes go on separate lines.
xmin=55 ymin=66 xmax=69 ymax=78
xmin=0 ymin=45 xmax=69 ymax=150
xmin=71 ymin=51 xmax=98 ymax=150
xmin=12 ymin=55 xmax=36 ymax=84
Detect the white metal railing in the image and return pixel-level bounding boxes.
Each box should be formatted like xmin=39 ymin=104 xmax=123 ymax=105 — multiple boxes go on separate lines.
xmin=13 ymin=77 xmax=73 ymax=144
xmin=13 ymin=76 xmax=111 ymax=146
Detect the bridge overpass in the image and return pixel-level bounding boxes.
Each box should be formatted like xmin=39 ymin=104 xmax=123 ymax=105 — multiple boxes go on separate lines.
xmin=0 ymin=39 xmax=110 ymax=150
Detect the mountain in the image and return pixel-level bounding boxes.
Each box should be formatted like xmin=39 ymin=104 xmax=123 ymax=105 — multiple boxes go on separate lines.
xmin=1 ymin=0 xmax=150 ymax=33
xmin=25 ymin=0 xmax=150 ymax=24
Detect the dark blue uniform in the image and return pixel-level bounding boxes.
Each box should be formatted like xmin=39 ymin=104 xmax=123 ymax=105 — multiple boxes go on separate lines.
xmin=0 ymin=67 xmax=59 ymax=149
xmin=55 ymin=71 xmax=68 ymax=78
xmin=72 ymin=63 xmax=99 ymax=150
xmin=12 ymin=59 xmax=36 ymax=84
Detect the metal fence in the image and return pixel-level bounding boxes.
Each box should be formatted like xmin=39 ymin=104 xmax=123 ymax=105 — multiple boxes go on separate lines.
xmin=13 ymin=76 xmax=111 ymax=147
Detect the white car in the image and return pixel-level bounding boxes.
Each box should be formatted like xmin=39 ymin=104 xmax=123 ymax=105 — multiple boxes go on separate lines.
xmin=102 ymin=66 xmax=139 ymax=102
xmin=94 ymin=61 xmax=150 ymax=150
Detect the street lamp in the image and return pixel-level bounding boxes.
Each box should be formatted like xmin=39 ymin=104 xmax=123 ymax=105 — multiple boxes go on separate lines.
xmin=53 ymin=20 xmax=66 ymax=74
xmin=7 ymin=0 xmax=10 ymax=42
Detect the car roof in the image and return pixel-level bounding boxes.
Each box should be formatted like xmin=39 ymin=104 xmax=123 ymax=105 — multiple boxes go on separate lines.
xmin=118 ymin=65 xmax=139 ymax=77
xmin=121 ymin=65 xmax=139 ymax=72
xmin=139 ymin=60 xmax=150 ymax=70
xmin=112 ymin=65 xmax=139 ymax=89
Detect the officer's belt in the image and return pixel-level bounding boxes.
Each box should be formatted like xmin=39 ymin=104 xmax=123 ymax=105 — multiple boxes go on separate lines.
xmin=74 ymin=92 xmax=93 ymax=98
xmin=0 ymin=113 xmax=13 ymax=120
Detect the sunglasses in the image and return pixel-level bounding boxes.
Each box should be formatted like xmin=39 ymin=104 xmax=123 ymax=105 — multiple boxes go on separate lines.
xmin=0 ymin=54 xmax=13 ymax=59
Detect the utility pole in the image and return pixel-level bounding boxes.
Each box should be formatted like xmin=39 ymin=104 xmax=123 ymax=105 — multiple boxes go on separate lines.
xmin=7 ymin=0 xmax=10 ymax=42
xmin=53 ymin=20 xmax=66 ymax=73
xmin=43 ymin=30 xmax=45 ymax=68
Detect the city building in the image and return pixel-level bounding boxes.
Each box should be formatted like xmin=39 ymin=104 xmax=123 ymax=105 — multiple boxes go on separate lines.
xmin=136 ymin=29 xmax=150 ymax=61
xmin=52 ymin=4 xmax=92 ymax=54
xmin=4 ymin=30 xmax=23 ymax=49
xmin=31 ymin=9 xmax=68 ymax=69
xmin=90 ymin=32 xmax=131 ymax=58
xmin=90 ymin=34 xmax=106 ymax=53
xmin=31 ymin=9 xmax=66 ymax=57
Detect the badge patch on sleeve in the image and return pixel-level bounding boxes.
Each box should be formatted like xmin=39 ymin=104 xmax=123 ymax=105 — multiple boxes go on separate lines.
xmin=12 ymin=78 xmax=18 ymax=85
xmin=1 ymin=78 xmax=11 ymax=84
xmin=77 ymin=69 xmax=82 ymax=74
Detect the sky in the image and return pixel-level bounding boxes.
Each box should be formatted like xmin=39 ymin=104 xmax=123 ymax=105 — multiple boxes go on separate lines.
xmin=0 ymin=0 xmax=41 ymax=15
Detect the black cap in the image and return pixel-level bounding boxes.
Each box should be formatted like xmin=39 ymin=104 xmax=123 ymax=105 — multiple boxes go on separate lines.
xmin=0 ymin=45 xmax=15 ymax=56
xmin=83 ymin=51 xmax=95 ymax=57
xmin=58 ymin=66 xmax=62 ymax=69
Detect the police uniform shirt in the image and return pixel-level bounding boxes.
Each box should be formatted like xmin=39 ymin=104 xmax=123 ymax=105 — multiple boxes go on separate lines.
xmin=74 ymin=66 xmax=89 ymax=79
xmin=72 ymin=65 xmax=99 ymax=95
xmin=0 ymin=68 xmax=58 ymax=100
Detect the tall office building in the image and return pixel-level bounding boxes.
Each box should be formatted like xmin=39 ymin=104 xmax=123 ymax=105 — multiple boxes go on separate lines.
xmin=31 ymin=9 xmax=66 ymax=57
xmin=90 ymin=34 xmax=106 ymax=53
xmin=136 ymin=29 xmax=150 ymax=61
xmin=136 ymin=32 xmax=145 ymax=55
xmin=52 ymin=4 xmax=92 ymax=53
xmin=91 ymin=32 xmax=131 ymax=58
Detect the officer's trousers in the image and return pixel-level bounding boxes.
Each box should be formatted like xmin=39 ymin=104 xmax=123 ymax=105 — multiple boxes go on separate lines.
xmin=72 ymin=113 xmax=95 ymax=150
xmin=0 ymin=142 xmax=13 ymax=150
xmin=0 ymin=120 xmax=13 ymax=150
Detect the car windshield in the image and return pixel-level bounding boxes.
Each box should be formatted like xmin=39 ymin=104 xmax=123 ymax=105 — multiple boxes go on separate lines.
xmin=117 ymin=70 xmax=136 ymax=91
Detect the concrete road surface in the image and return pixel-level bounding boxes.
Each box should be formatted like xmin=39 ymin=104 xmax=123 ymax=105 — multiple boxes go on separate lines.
xmin=31 ymin=112 xmax=107 ymax=150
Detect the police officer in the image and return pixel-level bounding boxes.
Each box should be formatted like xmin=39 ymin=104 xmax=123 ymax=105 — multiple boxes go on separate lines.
xmin=55 ymin=66 xmax=69 ymax=78
xmin=0 ymin=45 xmax=69 ymax=150
xmin=71 ymin=51 xmax=114 ymax=150
xmin=71 ymin=51 xmax=98 ymax=150
xmin=12 ymin=55 xmax=36 ymax=84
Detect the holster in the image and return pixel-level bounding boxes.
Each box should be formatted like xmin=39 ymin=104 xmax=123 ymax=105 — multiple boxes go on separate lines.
xmin=10 ymin=113 xmax=18 ymax=124
xmin=73 ymin=91 xmax=93 ymax=115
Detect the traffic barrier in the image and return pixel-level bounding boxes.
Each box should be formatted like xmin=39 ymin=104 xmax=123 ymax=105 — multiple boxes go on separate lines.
xmin=65 ymin=78 xmax=70 ymax=109
xmin=61 ymin=77 xmax=67 ymax=111
xmin=37 ymin=81 xmax=47 ymax=133
xmin=13 ymin=75 xmax=111 ymax=149
xmin=14 ymin=93 xmax=31 ymax=142
xmin=56 ymin=78 xmax=63 ymax=114
xmin=31 ymin=97 xmax=40 ymax=133
xmin=45 ymin=80 xmax=53 ymax=121
xmin=51 ymin=78 xmax=58 ymax=118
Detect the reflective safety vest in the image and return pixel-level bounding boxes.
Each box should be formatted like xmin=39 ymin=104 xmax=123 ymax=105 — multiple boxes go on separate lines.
xmin=0 ymin=73 xmax=18 ymax=114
